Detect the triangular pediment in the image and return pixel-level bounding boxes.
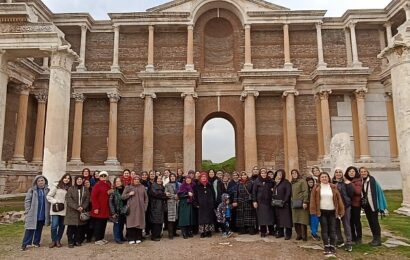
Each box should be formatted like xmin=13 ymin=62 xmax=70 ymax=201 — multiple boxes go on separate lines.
xmin=147 ymin=0 xmax=289 ymax=12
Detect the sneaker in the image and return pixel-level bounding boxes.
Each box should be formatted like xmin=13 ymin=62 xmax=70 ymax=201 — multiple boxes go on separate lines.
xmin=33 ymin=244 xmax=40 ymax=248
xmin=20 ymin=245 xmax=27 ymax=251
xmin=94 ymin=240 xmax=106 ymax=245
xmin=336 ymin=242 xmax=345 ymax=248
xmin=135 ymin=240 xmax=142 ymax=244
xmin=102 ymin=239 xmax=109 ymax=244
xmin=128 ymin=241 xmax=136 ymax=245
xmin=345 ymin=244 xmax=353 ymax=252
xmin=227 ymin=231 xmax=233 ymax=238
xmin=329 ymin=246 xmax=336 ymax=254
xmin=68 ymin=244 xmax=74 ymax=248
xmin=311 ymin=234 xmax=321 ymax=241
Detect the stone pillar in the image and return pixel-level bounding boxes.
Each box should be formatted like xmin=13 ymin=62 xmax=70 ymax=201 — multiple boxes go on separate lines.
xmin=146 ymin=25 xmax=155 ymax=72
xmin=283 ymin=90 xmax=300 ymax=171
xmin=111 ymin=25 xmax=120 ymax=72
xmin=385 ymin=92 xmax=399 ymax=161
xmin=345 ymin=28 xmax=353 ymax=67
xmin=182 ymin=93 xmax=197 ymax=172
xmin=31 ymin=91 xmax=48 ymax=164
xmin=319 ymin=89 xmax=332 ymax=161
xmin=104 ymin=92 xmax=120 ymax=165
xmin=348 ymin=22 xmax=363 ymax=68
xmin=384 ymin=22 xmax=393 ymax=46
xmin=315 ymin=94 xmax=324 ymax=160
xmin=42 ymin=57 xmax=49 ymax=69
xmin=351 ymin=95 xmax=361 ymax=160
xmin=42 ymin=48 xmax=77 ymax=185
xmin=354 ymin=88 xmax=373 ymax=162
xmin=69 ymin=93 xmax=86 ymax=165
xmin=405 ymin=4 xmax=410 ymax=21
xmin=283 ymin=23 xmax=293 ymax=69
xmin=241 ymin=91 xmax=258 ymax=173
xmin=76 ymin=25 xmax=87 ymax=72
xmin=315 ymin=22 xmax=327 ymax=69
xmin=0 ymin=50 xmax=8 ymax=164
xmin=141 ymin=93 xmax=156 ymax=171
xmin=186 ymin=25 xmax=195 ymax=71
xmin=379 ymin=29 xmax=388 ymax=69
xmin=12 ymin=85 xmax=31 ymax=163
xmin=243 ymin=24 xmax=253 ymax=70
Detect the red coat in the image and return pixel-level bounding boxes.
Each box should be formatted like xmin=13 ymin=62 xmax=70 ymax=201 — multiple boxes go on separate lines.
xmin=91 ymin=181 xmax=111 ymax=219
xmin=350 ymin=178 xmax=363 ymax=208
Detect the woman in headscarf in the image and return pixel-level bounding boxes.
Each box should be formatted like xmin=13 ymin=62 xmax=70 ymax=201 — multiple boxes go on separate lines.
xmin=109 ymin=177 xmax=126 ymax=244
xmin=148 ymin=176 xmax=168 ymax=241
xmin=291 ymin=169 xmax=309 ymax=241
xmin=252 ymin=168 xmax=274 ymax=237
xmin=233 ymin=171 xmax=257 ymax=235
xmin=273 ymin=169 xmax=293 ymax=239
xmin=165 ymin=173 xmax=180 ymax=239
xmin=194 ymin=172 xmax=216 ymax=238
xmin=177 ymin=176 xmax=195 ymax=239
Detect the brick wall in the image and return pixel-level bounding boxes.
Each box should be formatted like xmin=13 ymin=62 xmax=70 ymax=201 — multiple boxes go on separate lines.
xmin=119 ymin=32 xmax=148 ymax=77
xmin=323 ymin=29 xmax=347 ymax=68
xmin=85 ymin=32 xmax=113 ymax=71
xmin=329 ymin=94 xmax=345 ymax=117
xmin=2 ymin=89 xmax=18 ymax=162
xmin=357 ymin=29 xmax=382 ymax=75
xmin=24 ymin=95 xmax=36 ymax=162
xmin=252 ymin=30 xmax=284 ymax=69
xmin=64 ymin=31 xmax=81 ymax=69
xmin=290 ymin=29 xmax=318 ymax=75
xmin=154 ymin=29 xmax=187 ymax=71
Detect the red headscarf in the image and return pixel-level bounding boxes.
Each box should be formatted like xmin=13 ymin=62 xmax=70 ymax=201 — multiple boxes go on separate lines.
xmin=199 ymin=172 xmax=208 ymax=186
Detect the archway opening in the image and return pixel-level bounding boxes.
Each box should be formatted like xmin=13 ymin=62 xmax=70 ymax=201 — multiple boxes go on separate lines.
xmin=202 ymin=118 xmax=236 ymax=172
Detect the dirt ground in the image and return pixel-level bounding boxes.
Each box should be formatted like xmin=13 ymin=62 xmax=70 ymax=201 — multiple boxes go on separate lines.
xmin=1 ymin=222 xmax=408 ymax=260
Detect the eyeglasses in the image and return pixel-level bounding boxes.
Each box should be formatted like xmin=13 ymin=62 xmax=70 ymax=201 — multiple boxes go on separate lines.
xmin=100 ymin=175 xmax=107 ymax=178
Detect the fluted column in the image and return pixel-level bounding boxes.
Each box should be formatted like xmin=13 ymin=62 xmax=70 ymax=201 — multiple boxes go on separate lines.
xmin=105 ymin=92 xmax=120 ymax=165
xmin=141 ymin=93 xmax=156 ymax=171
xmin=348 ymin=22 xmax=363 ymax=68
xmin=146 ymin=25 xmax=155 ymax=72
xmin=111 ymin=25 xmax=120 ymax=72
xmin=345 ymin=28 xmax=353 ymax=67
xmin=243 ymin=24 xmax=253 ymax=70
xmin=385 ymin=92 xmax=399 ymax=161
xmin=355 ymin=88 xmax=373 ymax=162
xmin=315 ymin=94 xmax=324 ymax=160
xmin=283 ymin=23 xmax=293 ymax=69
xmin=241 ymin=91 xmax=258 ymax=173
xmin=283 ymin=90 xmax=300 ymax=171
xmin=182 ymin=92 xmax=197 ymax=172
xmin=12 ymin=85 xmax=31 ymax=163
xmin=186 ymin=25 xmax=195 ymax=71
xmin=319 ymin=89 xmax=332 ymax=161
xmin=69 ymin=93 xmax=86 ymax=165
xmin=384 ymin=22 xmax=393 ymax=46
xmin=0 ymin=50 xmax=8 ymax=163
xmin=315 ymin=22 xmax=327 ymax=69
xmin=31 ymin=91 xmax=48 ymax=164
xmin=42 ymin=57 xmax=49 ymax=70
xmin=76 ymin=25 xmax=87 ymax=72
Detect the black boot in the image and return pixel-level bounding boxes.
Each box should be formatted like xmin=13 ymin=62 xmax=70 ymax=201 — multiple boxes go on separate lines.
xmin=301 ymin=225 xmax=308 ymax=241
xmin=168 ymin=222 xmax=174 ymax=239
xmin=369 ymin=236 xmax=382 ymax=246
xmin=182 ymin=227 xmax=188 ymax=239
xmin=295 ymin=224 xmax=302 ymax=240
xmin=188 ymin=227 xmax=193 ymax=237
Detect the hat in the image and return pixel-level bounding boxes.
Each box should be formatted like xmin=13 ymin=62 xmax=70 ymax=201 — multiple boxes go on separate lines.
xmin=99 ymin=171 xmax=109 ymax=177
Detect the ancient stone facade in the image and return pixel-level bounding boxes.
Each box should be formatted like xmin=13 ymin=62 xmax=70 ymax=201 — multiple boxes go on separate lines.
xmin=0 ymin=0 xmax=407 ymax=202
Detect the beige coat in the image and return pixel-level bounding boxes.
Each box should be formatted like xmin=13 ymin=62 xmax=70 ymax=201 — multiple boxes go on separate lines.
xmin=122 ymin=184 xmax=148 ymax=229
xmin=46 ymin=184 xmax=68 ymax=216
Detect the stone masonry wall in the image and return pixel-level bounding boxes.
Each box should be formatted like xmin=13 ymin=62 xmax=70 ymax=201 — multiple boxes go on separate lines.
xmin=85 ymin=32 xmax=114 ymax=71
xmin=357 ymin=29 xmax=383 ymax=76
xmin=323 ymin=29 xmax=347 ymax=68
xmin=154 ymin=29 xmax=187 ymax=71
xmin=119 ymin=32 xmax=148 ymax=77
xmin=252 ymin=30 xmax=284 ymax=69
xmin=290 ymin=29 xmax=318 ymax=75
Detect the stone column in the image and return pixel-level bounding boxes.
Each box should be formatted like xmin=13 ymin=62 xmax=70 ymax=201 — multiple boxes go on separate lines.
xmin=0 ymin=50 xmax=8 ymax=164
xmin=69 ymin=93 xmax=86 ymax=165
xmin=42 ymin=48 xmax=77 ymax=185
xmin=348 ymin=22 xmax=363 ymax=68
xmin=283 ymin=90 xmax=300 ymax=171
xmin=32 ymin=91 xmax=48 ymax=164
xmin=182 ymin=93 xmax=197 ymax=172
xmin=355 ymin=88 xmax=373 ymax=162
xmin=146 ymin=25 xmax=155 ymax=72
xmin=379 ymin=29 xmax=388 ymax=69
xmin=241 ymin=91 xmax=258 ymax=173
xmin=319 ymin=89 xmax=332 ymax=161
xmin=141 ymin=93 xmax=156 ymax=171
xmin=186 ymin=25 xmax=195 ymax=71
xmin=243 ymin=24 xmax=253 ymax=70
xmin=76 ymin=25 xmax=87 ymax=72
xmin=351 ymin=95 xmax=361 ymax=160
xmin=384 ymin=22 xmax=393 ymax=46
xmin=111 ymin=25 xmax=120 ymax=72
xmin=345 ymin=28 xmax=353 ymax=67
xmin=315 ymin=94 xmax=324 ymax=160
xmin=315 ymin=22 xmax=327 ymax=69
xmin=385 ymin=92 xmax=399 ymax=161
xmin=104 ymin=92 xmax=120 ymax=165
xmin=405 ymin=4 xmax=410 ymax=21
xmin=12 ymin=85 xmax=31 ymax=163
xmin=42 ymin=57 xmax=49 ymax=69
xmin=283 ymin=23 xmax=293 ymax=69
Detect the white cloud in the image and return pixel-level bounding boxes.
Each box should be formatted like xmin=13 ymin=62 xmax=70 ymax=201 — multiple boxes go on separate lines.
xmin=202 ymin=118 xmax=235 ymax=163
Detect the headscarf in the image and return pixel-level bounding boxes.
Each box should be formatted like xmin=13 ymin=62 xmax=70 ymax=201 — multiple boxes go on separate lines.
xmin=239 ymin=174 xmax=248 ymax=184
xmin=178 ymin=177 xmax=194 ymax=203
xmin=290 ymin=169 xmax=301 ymax=184
xmin=199 ymin=172 xmax=208 ymax=186
xmin=131 ymin=175 xmax=141 ymax=186
xmin=221 ymin=193 xmax=230 ymax=205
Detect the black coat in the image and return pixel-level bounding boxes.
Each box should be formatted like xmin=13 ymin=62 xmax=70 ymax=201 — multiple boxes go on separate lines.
xmin=252 ymin=177 xmax=274 ymax=225
xmin=273 ymin=180 xmax=293 ymax=228
xmin=227 ymin=180 xmax=239 ymax=198
xmin=209 ymin=178 xmax=223 ymax=206
xmin=333 ymin=179 xmax=354 ymax=207
xmin=193 ymin=183 xmax=216 ymax=225
xmin=148 ymin=183 xmax=167 ymax=224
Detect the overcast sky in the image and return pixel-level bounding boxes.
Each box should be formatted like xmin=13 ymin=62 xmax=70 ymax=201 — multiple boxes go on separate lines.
xmin=42 ymin=0 xmax=391 ymax=162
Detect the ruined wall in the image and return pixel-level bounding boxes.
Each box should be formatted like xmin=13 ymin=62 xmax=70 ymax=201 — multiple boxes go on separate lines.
xmin=252 ymin=29 xmax=284 ymax=69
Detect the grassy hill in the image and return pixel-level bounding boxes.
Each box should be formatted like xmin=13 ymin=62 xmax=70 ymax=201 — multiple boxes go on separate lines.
xmin=202 ymin=157 xmax=236 ymax=172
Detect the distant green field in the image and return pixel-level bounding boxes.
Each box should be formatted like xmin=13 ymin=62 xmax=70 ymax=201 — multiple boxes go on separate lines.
xmin=202 ymin=157 xmax=236 ymax=172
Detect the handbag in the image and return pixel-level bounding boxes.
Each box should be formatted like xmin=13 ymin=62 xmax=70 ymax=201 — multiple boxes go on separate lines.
xmin=52 ymin=203 xmax=65 ymax=212
xmin=291 ymin=199 xmax=303 ymax=209
xmin=361 ymin=180 xmax=370 ymax=208
xmin=80 ymin=211 xmax=90 ymax=221
xmin=120 ymin=203 xmax=130 ymax=216
xmin=243 ymin=184 xmax=253 ymax=202
xmin=271 ymin=199 xmax=285 ymax=208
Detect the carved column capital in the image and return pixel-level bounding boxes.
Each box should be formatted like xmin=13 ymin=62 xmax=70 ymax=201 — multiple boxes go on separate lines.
xmin=50 ymin=48 xmax=77 ymax=72
xmin=283 ymin=90 xmax=300 ymax=97
xmin=354 ymin=87 xmax=368 ymax=99
xmin=72 ymin=92 xmax=86 ymax=102
xmin=17 ymin=84 xmax=33 ymax=95
xmin=35 ymin=91 xmax=48 ymax=103
xmin=348 ymin=21 xmax=357 ymax=30
xmin=315 ymin=21 xmax=323 ymax=29
xmin=107 ymin=92 xmax=121 ymax=103
xmin=385 ymin=91 xmax=393 ymax=101
xmin=319 ymin=89 xmax=332 ymax=100
xmin=140 ymin=92 xmax=157 ymax=100
xmin=240 ymin=90 xmax=259 ymax=101
xmin=187 ymin=24 xmax=194 ymax=30
xmin=181 ymin=92 xmax=198 ymax=99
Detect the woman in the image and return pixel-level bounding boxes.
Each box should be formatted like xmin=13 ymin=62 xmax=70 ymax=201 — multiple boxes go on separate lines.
xmin=148 ymin=177 xmax=168 ymax=241
xmin=177 ymin=176 xmax=195 ymax=239
xmin=91 ymin=171 xmax=111 ymax=245
xmin=291 ymin=169 xmax=309 ymax=241
xmin=306 ymin=176 xmax=320 ymax=241
xmin=122 ymin=175 xmax=149 ymax=244
xmin=47 ymin=173 xmax=72 ymax=248
xmin=252 ymin=168 xmax=274 ymax=237
xmin=273 ymin=169 xmax=292 ymax=239
xmin=227 ymin=172 xmax=239 ymax=232
xmin=333 ymin=167 xmax=354 ymax=251
xmin=141 ymin=171 xmax=149 ymax=187
xmin=176 ymin=168 xmax=184 ymax=183
xmin=208 ymin=169 xmax=223 ymax=206
xmin=65 ymin=176 xmax=90 ymax=248
xmin=311 ymin=166 xmax=321 ymax=184
xmin=144 ymin=170 xmax=156 ymax=237
xmin=194 ymin=172 xmax=216 ymax=238
xmin=82 ymin=179 xmax=93 ymax=242
xmin=233 ymin=171 xmax=257 ymax=235
xmin=82 ymin=168 xmax=95 ymax=187
xmin=109 ymin=177 xmax=126 ymax=244
xmin=222 ymin=173 xmax=230 ymax=194
xmin=165 ymin=173 xmax=180 ymax=239
xmin=21 ymin=176 xmax=50 ymax=251
xmin=345 ymin=166 xmax=362 ymax=244
xmin=360 ymin=167 xmax=387 ymax=246
xmin=310 ymin=172 xmax=345 ymax=257
xmin=120 ymin=169 xmax=132 ymax=187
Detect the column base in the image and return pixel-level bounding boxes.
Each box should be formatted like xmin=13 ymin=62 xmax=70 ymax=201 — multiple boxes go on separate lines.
xmin=10 ymin=157 xmax=27 ymax=164
xmin=110 ymin=65 xmax=121 ymax=73
xmin=68 ymin=159 xmax=84 ymax=166
xmin=30 ymin=160 xmax=43 ymax=165
xmin=317 ymin=62 xmax=327 ymax=70
xmin=395 ymin=204 xmax=410 ymax=216
xmin=357 ymin=155 xmax=375 ymax=163
xmin=391 ymin=157 xmax=400 ymax=163
xmin=284 ymin=63 xmax=294 ymax=70
xmin=145 ymin=65 xmax=155 ymax=72
xmin=76 ymin=64 xmax=87 ymax=72
xmin=185 ymin=64 xmax=196 ymax=71
xmin=352 ymin=61 xmax=363 ymax=68
xmin=242 ymin=63 xmax=253 ymax=70
xmin=104 ymin=159 xmax=120 ymax=166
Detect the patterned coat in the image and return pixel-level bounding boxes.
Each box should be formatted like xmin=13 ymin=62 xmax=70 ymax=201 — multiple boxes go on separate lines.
xmin=64 ymin=186 xmax=90 ymax=226
xmin=233 ymin=181 xmax=256 ymax=228
xmin=165 ymin=182 xmax=180 ymax=222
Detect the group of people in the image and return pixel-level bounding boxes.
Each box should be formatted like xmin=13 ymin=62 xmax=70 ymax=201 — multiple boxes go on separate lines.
xmin=20 ymin=165 xmax=387 ymax=257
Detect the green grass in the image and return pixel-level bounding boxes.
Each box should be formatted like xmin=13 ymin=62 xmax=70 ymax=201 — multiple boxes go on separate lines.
xmin=202 ymin=157 xmax=236 ymax=172
xmin=0 ymin=197 xmax=25 ymax=214
xmin=0 ymin=221 xmax=24 ymax=254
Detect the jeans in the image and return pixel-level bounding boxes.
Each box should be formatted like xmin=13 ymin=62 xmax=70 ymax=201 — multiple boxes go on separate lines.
xmin=93 ymin=218 xmax=108 ymax=241
xmin=22 ymin=220 xmax=45 ymax=247
xmin=222 ymin=217 xmax=231 ymax=234
xmin=309 ymin=214 xmax=320 ymax=236
xmin=320 ymin=210 xmax=337 ymax=247
xmin=350 ymin=206 xmax=362 ymax=241
xmin=113 ymin=215 xmax=125 ymax=242
xmin=336 ymin=206 xmax=352 ymax=245
xmin=50 ymin=215 xmax=65 ymax=243
xmin=363 ymin=204 xmax=381 ymax=238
